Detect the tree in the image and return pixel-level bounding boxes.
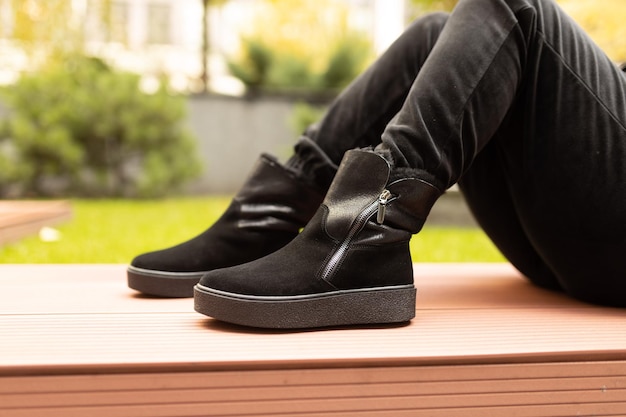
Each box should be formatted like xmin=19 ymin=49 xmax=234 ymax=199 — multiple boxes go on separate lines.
xmin=225 ymin=0 xmax=373 ymax=93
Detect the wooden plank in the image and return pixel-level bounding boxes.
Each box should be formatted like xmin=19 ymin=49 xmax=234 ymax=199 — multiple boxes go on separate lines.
xmin=2 ymin=364 xmax=626 ymax=415
xmin=1 ymin=264 xmax=626 ymax=416
xmin=2 ymin=372 xmax=626 ymax=408
xmin=3 ymin=388 xmax=626 ymax=417
xmin=3 ymin=361 xmax=626 ymax=392
xmin=0 ymin=361 xmax=626 ymax=395
xmin=2 ymin=307 xmax=626 ymax=373
xmin=0 ymin=201 xmax=71 ymax=245
xmin=5 ymin=392 xmax=625 ymax=416
xmin=2 ymin=265 xmax=626 ymax=374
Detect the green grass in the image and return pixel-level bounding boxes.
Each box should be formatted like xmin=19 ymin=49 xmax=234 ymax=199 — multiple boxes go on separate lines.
xmin=0 ymin=198 xmax=506 ymax=264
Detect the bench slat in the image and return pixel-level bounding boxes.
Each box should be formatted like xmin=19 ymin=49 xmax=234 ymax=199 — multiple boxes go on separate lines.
xmin=1 ymin=263 xmax=626 ymax=416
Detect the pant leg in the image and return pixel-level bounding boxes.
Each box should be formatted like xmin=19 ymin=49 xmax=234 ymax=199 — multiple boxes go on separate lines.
xmin=457 ymin=138 xmax=563 ymax=292
xmin=380 ymin=0 xmax=626 ymax=305
xmin=299 ymin=12 xmax=449 ymax=166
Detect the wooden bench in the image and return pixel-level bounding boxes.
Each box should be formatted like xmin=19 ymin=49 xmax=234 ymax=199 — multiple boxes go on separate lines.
xmin=0 ymin=201 xmax=72 ymax=245
xmin=1 ymin=263 xmax=626 ymax=416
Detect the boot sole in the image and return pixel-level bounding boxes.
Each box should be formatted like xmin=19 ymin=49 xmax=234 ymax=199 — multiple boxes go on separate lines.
xmin=193 ymin=284 xmax=416 ymax=329
xmin=127 ymin=266 xmax=204 ymax=298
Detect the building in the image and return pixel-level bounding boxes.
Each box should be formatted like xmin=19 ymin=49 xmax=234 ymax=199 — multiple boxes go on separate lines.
xmin=0 ymin=0 xmax=408 ymax=94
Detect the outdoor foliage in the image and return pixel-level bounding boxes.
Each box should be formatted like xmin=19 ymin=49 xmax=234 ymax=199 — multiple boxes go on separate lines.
xmin=0 ymin=55 xmax=202 ymax=198
xmin=7 ymin=0 xmax=76 ymax=48
xmin=289 ymin=102 xmax=326 ymax=136
xmin=226 ymin=0 xmax=372 ymax=93
xmin=228 ymin=34 xmax=371 ymax=93
xmin=410 ymin=0 xmax=458 ymax=12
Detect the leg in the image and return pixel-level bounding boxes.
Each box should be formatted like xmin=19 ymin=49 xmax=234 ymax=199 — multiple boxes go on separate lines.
xmin=195 ymin=0 xmax=626 ymax=328
xmin=380 ymin=0 xmax=626 ymax=305
xmin=457 ymin=140 xmax=562 ymax=292
xmin=300 ymin=12 xmax=449 ymax=167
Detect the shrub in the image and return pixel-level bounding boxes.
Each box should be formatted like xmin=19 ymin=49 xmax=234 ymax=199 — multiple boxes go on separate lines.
xmin=227 ymin=35 xmax=372 ymax=93
xmin=321 ymin=35 xmax=371 ymax=89
xmin=226 ymin=38 xmax=274 ymax=89
xmin=289 ymin=102 xmax=326 ymax=136
xmin=0 ymin=55 xmax=202 ymax=198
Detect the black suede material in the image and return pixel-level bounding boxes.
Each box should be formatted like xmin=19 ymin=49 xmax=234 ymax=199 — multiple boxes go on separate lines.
xmin=329 ymin=242 xmax=414 ymax=290
xmin=198 ymin=150 xmax=441 ymax=298
xmin=199 ymin=208 xmax=339 ymax=296
xmin=131 ymin=202 xmax=299 ymax=272
xmin=131 ymin=154 xmax=325 ymax=273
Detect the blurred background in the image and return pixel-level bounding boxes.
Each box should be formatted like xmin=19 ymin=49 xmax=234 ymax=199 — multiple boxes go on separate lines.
xmin=0 ymin=0 xmax=624 ymax=197
xmin=0 ymin=0 xmax=624 ymax=263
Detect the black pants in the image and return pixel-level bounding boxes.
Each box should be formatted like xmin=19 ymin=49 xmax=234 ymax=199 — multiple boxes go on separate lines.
xmin=301 ymin=0 xmax=626 ymax=306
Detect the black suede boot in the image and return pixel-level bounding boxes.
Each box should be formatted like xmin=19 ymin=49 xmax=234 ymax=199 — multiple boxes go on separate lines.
xmin=193 ymin=149 xmax=441 ymax=328
xmin=128 ymin=140 xmax=336 ymax=298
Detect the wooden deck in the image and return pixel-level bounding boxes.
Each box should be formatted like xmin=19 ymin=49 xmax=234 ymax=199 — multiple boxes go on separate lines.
xmin=1 ymin=263 xmax=626 ymax=416
xmin=0 ymin=201 xmax=72 ymax=245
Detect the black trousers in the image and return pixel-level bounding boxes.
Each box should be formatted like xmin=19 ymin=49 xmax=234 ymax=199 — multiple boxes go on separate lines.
xmin=301 ymin=0 xmax=626 ymax=306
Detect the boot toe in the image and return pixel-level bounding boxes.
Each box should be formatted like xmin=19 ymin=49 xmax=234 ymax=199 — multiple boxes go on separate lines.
xmin=130 ymin=250 xmax=170 ymax=271
xmin=127 ymin=249 xmax=208 ymax=298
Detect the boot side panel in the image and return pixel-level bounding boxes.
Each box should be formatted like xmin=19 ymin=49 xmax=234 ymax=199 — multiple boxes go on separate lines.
xmin=326 ymin=238 xmax=414 ymax=290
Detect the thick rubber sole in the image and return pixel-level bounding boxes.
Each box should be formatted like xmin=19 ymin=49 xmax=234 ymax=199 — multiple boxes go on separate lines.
xmin=193 ymin=284 xmax=416 ymax=329
xmin=127 ymin=266 xmax=205 ymax=298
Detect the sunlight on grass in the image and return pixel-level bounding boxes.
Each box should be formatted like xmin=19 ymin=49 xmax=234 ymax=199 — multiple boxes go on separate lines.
xmin=410 ymin=228 xmax=505 ymax=262
xmin=0 ymin=198 xmax=230 ymax=263
xmin=0 ymin=198 xmax=505 ymax=264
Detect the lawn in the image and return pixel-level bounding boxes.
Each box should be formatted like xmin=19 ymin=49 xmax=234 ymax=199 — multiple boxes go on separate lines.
xmin=0 ymin=198 xmax=506 ymax=264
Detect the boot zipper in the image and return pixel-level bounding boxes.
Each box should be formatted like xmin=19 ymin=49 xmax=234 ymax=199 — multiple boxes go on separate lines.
xmin=376 ymin=189 xmax=392 ymax=224
xmin=321 ymin=189 xmax=393 ymax=283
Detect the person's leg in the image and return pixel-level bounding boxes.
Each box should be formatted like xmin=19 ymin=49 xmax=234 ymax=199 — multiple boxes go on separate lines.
xmin=379 ymin=0 xmax=626 ymax=305
xmin=286 ymin=12 xmax=450 ymax=189
xmin=299 ymin=12 xmax=449 ymax=166
xmin=457 ymin=139 xmax=563 ymax=292
xmin=195 ymin=0 xmax=626 ymax=328
xmin=128 ymin=13 xmax=449 ymax=297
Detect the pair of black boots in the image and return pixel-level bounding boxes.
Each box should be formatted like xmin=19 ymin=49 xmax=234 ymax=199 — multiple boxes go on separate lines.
xmin=128 ymin=147 xmax=440 ymax=329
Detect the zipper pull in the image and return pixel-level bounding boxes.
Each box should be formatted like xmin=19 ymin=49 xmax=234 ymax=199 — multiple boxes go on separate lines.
xmin=376 ymin=189 xmax=392 ymax=224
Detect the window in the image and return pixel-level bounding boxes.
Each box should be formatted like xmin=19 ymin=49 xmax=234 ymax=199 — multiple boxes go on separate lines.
xmin=0 ymin=0 xmax=12 ymax=39
xmin=85 ymin=0 xmax=129 ymax=44
xmin=146 ymin=3 xmax=171 ymax=45
xmin=109 ymin=0 xmax=129 ymax=43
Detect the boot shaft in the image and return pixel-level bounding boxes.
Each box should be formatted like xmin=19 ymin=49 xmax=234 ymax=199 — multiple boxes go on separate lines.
xmin=315 ymin=149 xmax=442 ymax=289
xmin=322 ymin=149 xmax=441 ymax=242
xmin=233 ymin=153 xmax=326 ymax=233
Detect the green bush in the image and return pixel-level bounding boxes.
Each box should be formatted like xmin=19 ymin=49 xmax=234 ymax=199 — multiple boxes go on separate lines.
xmin=0 ymin=55 xmax=202 ymax=198
xmin=226 ymin=39 xmax=274 ymax=89
xmin=266 ymin=54 xmax=318 ymax=90
xmin=289 ymin=102 xmax=327 ymax=136
xmin=228 ymin=35 xmax=371 ymax=93
xmin=320 ymin=35 xmax=371 ymax=89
